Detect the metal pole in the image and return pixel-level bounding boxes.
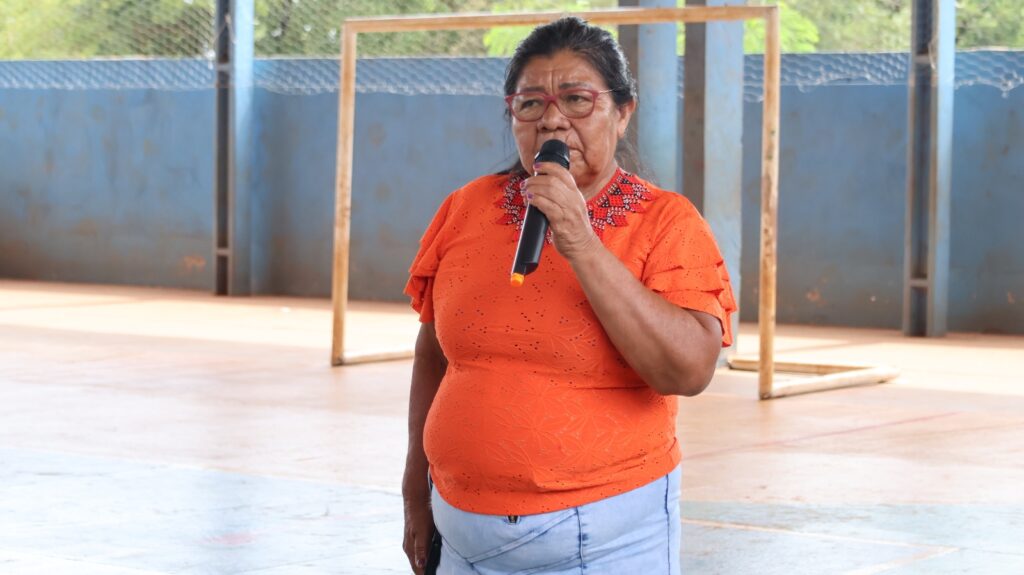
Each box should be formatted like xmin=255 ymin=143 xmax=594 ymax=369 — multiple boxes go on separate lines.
xmin=617 ymin=0 xmax=640 ymax=174
xmin=903 ymin=0 xmax=955 ymax=336
xmin=636 ymin=0 xmax=679 ymax=191
xmin=683 ymin=0 xmax=744 ymax=357
xmin=214 ymin=0 xmax=231 ymax=295
xmin=213 ymin=0 xmax=254 ymax=296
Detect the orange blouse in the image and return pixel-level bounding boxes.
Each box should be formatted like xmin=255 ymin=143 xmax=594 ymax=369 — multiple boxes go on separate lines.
xmin=405 ymin=169 xmax=736 ymax=515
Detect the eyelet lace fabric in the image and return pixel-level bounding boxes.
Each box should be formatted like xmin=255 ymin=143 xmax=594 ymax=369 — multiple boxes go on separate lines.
xmin=405 ymin=170 xmax=737 ymax=516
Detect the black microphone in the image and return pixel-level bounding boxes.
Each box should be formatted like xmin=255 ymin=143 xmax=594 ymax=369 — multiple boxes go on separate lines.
xmin=510 ymin=139 xmax=570 ymax=287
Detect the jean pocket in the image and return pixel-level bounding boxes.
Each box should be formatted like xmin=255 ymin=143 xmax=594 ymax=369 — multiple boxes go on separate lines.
xmin=468 ymin=509 xmax=580 ymax=573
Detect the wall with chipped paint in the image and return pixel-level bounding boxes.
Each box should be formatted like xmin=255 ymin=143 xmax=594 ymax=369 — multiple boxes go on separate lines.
xmin=738 ymin=83 xmax=1024 ymax=334
xmin=1 ymin=55 xmax=1022 ymax=333
xmin=250 ymin=90 xmax=514 ymax=297
xmin=0 ymin=89 xmax=214 ymax=288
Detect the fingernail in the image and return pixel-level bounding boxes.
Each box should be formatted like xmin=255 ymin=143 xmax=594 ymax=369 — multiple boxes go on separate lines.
xmin=526 ymin=192 xmax=534 ymax=200
xmin=416 ymin=558 xmax=423 ymax=568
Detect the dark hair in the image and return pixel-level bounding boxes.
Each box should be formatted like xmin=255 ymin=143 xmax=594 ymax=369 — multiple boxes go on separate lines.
xmin=498 ymin=16 xmax=641 ymax=175
xmin=504 ymin=16 xmax=637 ymax=105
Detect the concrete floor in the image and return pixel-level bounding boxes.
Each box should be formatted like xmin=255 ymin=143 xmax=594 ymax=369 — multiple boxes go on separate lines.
xmin=1 ymin=280 xmax=1022 ymax=574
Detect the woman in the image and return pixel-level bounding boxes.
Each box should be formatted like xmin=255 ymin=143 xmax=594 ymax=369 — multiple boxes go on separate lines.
xmin=402 ymin=16 xmax=736 ymax=575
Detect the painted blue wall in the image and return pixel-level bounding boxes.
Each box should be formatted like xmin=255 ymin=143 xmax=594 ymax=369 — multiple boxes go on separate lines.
xmin=948 ymin=86 xmax=1024 ymax=333
xmin=252 ymin=88 xmax=514 ymax=298
xmin=1 ymin=54 xmax=1022 ymax=333
xmin=740 ymin=85 xmax=909 ymax=329
xmin=739 ymin=81 xmax=1024 ymax=333
xmin=0 ymin=88 xmax=214 ymax=288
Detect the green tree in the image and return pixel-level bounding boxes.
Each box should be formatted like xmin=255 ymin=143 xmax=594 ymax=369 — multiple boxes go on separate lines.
xmin=779 ymin=0 xmax=1024 ymax=52
xmin=0 ymin=0 xmax=214 ymax=58
xmin=255 ymin=0 xmax=489 ymax=57
xmin=480 ymin=0 xmax=819 ymax=57
xmin=482 ymin=0 xmax=616 ymax=57
xmin=2 ymin=0 xmax=1022 ymax=60
xmin=784 ymin=0 xmax=910 ymax=52
xmin=957 ymin=0 xmax=1024 ymax=49
xmin=1 ymin=0 xmax=83 ymax=59
xmin=0 ymin=0 xmax=490 ymax=59
xmin=742 ymin=1 xmax=820 ymax=53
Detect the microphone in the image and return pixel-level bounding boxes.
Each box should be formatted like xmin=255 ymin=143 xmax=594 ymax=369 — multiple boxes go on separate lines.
xmin=510 ymin=139 xmax=570 ymax=287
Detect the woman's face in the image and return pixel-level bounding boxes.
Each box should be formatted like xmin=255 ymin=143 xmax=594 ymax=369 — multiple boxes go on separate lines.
xmin=510 ymin=50 xmax=635 ymax=194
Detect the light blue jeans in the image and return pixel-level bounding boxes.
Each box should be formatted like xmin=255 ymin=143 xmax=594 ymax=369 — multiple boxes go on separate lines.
xmin=429 ymin=466 xmax=681 ymax=575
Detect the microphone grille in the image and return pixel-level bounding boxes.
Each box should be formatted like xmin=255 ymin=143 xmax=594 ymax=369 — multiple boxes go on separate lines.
xmin=535 ymin=140 xmax=570 ymax=169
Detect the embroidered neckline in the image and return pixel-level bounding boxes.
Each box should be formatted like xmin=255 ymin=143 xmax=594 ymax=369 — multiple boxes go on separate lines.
xmin=495 ymin=168 xmax=653 ymax=238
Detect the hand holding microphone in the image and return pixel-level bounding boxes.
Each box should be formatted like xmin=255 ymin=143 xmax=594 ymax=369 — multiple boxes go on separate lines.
xmin=510 ymin=139 xmax=600 ymax=287
xmin=510 ymin=140 xmax=571 ymax=287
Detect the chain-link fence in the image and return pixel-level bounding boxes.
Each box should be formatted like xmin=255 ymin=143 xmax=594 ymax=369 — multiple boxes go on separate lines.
xmin=4 ymin=1 xmax=1022 ymax=61
xmin=0 ymin=0 xmax=1022 ymax=95
xmin=0 ymin=0 xmax=612 ymax=90
xmin=0 ymin=0 xmax=218 ymax=59
xmin=0 ymin=0 xmax=613 ymax=61
xmin=254 ymin=0 xmax=492 ymax=57
xmin=247 ymin=51 xmax=1024 ymax=99
xmin=4 ymin=49 xmax=1020 ymax=97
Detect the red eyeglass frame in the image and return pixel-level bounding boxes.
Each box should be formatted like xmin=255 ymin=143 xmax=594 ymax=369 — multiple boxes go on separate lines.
xmin=504 ymin=88 xmax=616 ymax=121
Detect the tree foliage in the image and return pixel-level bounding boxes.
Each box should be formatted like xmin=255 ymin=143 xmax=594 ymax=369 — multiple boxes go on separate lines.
xmin=957 ymin=0 xmax=1024 ymax=49
xmin=0 ymin=0 xmax=1021 ymax=60
xmin=729 ymin=1 xmax=821 ymax=54
xmin=481 ymin=0 xmax=616 ymax=57
xmin=254 ymin=0 xmax=490 ymax=57
xmin=780 ymin=0 xmax=911 ymax=52
xmin=0 ymin=0 xmax=214 ymax=58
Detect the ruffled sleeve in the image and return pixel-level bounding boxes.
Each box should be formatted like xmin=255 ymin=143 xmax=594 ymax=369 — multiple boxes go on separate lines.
xmin=641 ymin=199 xmax=738 ymax=347
xmin=403 ymin=193 xmax=455 ymax=323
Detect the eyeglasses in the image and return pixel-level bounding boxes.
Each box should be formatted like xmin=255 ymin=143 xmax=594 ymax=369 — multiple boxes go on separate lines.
xmin=505 ymin=88 xmax=615 ymax=122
